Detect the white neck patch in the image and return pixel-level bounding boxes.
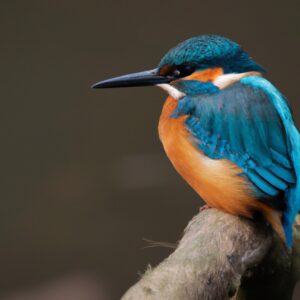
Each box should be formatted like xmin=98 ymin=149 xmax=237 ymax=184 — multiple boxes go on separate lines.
xmin=156 ymin=84 xmax=186 ymax=100
xmin=214 ymin=71 xmax=262 ymax=89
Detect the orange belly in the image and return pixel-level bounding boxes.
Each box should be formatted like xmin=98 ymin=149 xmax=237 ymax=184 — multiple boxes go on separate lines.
xmin=158 ymin=96 xmax=283 ymax=230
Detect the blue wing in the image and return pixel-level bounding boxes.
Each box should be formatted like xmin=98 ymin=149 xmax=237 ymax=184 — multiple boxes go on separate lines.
xmin=174 ymin=76 xmax=300 ymax=245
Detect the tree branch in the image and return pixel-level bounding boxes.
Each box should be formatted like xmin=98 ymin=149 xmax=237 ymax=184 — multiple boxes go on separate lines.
xmin=121 ymin=209 xmax=300 ymax=300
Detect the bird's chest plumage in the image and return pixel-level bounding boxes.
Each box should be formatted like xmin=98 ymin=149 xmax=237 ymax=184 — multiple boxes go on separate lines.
xmin=158 ymin=96 xmax=259 ymax=217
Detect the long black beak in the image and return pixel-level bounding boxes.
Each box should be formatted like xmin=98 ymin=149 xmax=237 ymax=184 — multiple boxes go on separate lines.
xmin=91 ymin=68 xmax=172 ymax=89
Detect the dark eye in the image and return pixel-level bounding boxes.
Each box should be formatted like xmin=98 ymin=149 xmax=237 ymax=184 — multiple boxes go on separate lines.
xmin=172 ymin=63 xmax=196 ymax=78
xmin=158 ymin=63 xmax=197 ymax=78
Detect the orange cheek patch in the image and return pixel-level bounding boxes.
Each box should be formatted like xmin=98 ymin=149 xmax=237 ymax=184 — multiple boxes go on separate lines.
xmin=184 ymin=67 xmax=224 ymax=82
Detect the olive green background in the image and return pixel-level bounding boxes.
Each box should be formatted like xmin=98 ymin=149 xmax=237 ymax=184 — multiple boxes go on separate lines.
xmin=1 ymin=1 xmax=299 ymax=299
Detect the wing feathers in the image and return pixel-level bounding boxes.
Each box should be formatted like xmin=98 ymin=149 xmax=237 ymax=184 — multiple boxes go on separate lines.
xmin=270 ymin=148 xmax=292 ymax=169
xmin=247 ymin=170 xmax=280 ymax=197
xmin=181 ymin=79 xmax=295 ymax=202
xmin=255 ymin=167 xmax=289 ymax=190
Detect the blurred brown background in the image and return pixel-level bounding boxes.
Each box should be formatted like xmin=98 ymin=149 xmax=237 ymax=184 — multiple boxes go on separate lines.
xmin=1 ymin=0 xmax=299 ymax=299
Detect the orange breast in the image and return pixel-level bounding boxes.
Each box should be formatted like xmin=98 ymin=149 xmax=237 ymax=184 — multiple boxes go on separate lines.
xmin=158 ymin=97 xmax=284 ymax=239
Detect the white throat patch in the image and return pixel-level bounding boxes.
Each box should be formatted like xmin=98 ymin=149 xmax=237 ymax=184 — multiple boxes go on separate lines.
xmin=157 ymin=84 xmax=186 ymax=100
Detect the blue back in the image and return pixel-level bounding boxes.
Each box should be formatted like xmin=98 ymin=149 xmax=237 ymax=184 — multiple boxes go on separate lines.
xmin=173 ymin=76 xmax=300 ymax=246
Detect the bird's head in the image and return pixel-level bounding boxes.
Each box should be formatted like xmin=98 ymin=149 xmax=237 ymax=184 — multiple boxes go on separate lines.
xmin=92 ymin=35 xmax=264 ymax=99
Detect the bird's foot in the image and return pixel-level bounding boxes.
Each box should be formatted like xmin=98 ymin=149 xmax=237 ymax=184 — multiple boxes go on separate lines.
xmin=199 ymin=204 xmax=211 ymax=212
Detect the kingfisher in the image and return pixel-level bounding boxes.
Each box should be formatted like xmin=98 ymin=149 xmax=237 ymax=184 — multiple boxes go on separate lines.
xmin=92 ymin=35 xmax=300 ymax=247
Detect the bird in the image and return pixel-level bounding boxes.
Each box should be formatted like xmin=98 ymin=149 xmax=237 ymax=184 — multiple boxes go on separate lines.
xmin=92 ymin=35 xmax=300 ymax=247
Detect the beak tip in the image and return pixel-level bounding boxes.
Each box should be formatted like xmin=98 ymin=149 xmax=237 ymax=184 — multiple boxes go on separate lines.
xmin=91 ymin=82 xmax=104 ymax=89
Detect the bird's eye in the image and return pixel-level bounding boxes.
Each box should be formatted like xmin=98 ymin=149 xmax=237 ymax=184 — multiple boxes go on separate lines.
xmin=158 ymin=63 xmax=197 ymax=78
xmin=175 ymin=63 xmax=197 ymax=77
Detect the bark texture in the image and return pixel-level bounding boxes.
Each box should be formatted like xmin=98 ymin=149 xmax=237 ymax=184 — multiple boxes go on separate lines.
xmin=121 ymin=209 xmax=300 ymax=300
